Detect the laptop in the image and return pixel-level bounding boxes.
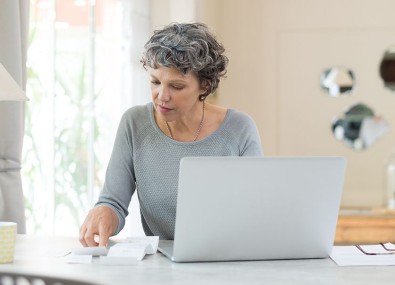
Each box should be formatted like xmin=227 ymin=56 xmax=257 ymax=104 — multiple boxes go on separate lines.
xmin=158 ymin=156 xmax=346 ymax=262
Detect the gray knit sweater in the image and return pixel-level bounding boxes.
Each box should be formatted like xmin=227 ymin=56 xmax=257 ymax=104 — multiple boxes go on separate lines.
xmin=96 ymin=102 xmax=263 ymax=239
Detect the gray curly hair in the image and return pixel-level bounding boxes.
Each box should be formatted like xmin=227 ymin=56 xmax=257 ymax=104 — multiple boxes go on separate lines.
xmin=141 ymin=22 xmax=229 ymax=101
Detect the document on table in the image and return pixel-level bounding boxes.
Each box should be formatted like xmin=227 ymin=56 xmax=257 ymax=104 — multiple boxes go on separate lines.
xmin=66 ymin=236 xmax=159 ymax=265
xmin=330 ymin=243 xmax=395 ymax=266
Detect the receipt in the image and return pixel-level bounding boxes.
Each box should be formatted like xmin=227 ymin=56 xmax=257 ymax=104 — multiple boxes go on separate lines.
xmin=71 ymin=246 xmax=108 ymax=256
xmin=99 ymin=236 xmax=159 ymax=265
xmin=107 ymin=243 xmax=146 ymax=261
xmin=125 ymin=236 xmax=159 ymax=254
xmin=66 ymin=236 xmax=159 ymax=265
xmin=100 ymin=256 xmax=137 ymax=265
xmin=65 ymin=254 xmax=93 ymax=264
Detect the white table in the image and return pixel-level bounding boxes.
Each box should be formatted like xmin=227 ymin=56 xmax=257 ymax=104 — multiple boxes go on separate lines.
xmin=1 ymin=235 xmax=395 ymax=285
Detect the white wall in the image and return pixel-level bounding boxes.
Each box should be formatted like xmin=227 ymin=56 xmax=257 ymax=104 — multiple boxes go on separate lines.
xmin=148 ymin=0 xmax=395 ymax=208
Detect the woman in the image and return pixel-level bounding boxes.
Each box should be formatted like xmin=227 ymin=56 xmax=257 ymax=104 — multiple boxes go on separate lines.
xmin=80 ymin=22 xmax=263 ymax=247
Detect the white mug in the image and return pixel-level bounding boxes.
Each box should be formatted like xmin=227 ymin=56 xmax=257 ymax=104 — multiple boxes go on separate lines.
xmin=0 ymin=222 xmax=17 ymax=264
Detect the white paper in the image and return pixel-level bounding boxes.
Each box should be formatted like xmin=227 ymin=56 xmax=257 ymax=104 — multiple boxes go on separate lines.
xmin=125 ymin=236 xmax=159 ymax=255
xmin=67 ymin=236 xmax=159 ymax=265
xmin=65 ymin=254 xmax=93 ymax=264
xmin=71 ymin=246 xmax=108 ymax=256
xmin=330 ymin=243 xmax=395 ymax=266
xmin=107 ymin=243 xmax=146 ymax=261
xmin=100 ymin=256 xmax=138 ymax=265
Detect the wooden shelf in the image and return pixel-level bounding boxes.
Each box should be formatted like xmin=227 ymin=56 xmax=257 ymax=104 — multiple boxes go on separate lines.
xmin=335 ymin=208 xmax=395 ymax=245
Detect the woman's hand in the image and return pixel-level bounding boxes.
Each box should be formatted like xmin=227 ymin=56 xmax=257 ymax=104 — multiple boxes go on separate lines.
xmin=79 ymin=205 xmax=118 ymax=247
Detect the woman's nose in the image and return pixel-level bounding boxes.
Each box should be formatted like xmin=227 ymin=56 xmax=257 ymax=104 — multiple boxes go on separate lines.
xmin=157 ymin=86 xmax=170 ymax=101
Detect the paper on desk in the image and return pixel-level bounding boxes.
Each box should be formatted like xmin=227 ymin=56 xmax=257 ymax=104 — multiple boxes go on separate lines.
xmin=65 ymin=254 xmax=93 ymax=264
xmin=100 ymin=236 xmax=159 ymax=265
xmin=65 ymin=236 xmax=159 ymax=265
xmin=124 ymin=236 xmax=159 ymax=254
xmin=330 ymin=243 xmax=395 ymax=266
xmin=100 ymin=243 xmax=146 ymax=265
xmin=65 ymin=246 xmax=107 ymax=264
xmin=107 ymin=243 xmax=146 ymax=260
xmin=72 ymin=246 xmax=108 ymax=256
xmin=100 ymin=255 xmax=137 ymax=265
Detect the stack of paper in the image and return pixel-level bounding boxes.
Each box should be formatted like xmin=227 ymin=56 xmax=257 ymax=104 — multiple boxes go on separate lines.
xmin=66 ymin=236 xmax=159 ymax=265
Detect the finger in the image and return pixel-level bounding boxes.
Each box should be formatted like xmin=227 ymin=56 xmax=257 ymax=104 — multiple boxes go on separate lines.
xmin=98 ymin=229 xmax=111 ymax=247
xmin=84 ymin=229 xmax=99 ymax=247
xmin=79 ymin=226 xmax=88 ymax=247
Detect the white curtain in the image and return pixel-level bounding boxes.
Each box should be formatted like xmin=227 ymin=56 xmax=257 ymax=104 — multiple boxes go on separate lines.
xmin=118 ymin=0 xmax=150 ymax=236
xmin=0 ymin=0 xmax=29 ymax=233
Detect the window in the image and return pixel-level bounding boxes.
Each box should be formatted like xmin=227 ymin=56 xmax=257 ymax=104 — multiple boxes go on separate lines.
xmin=24 ymin=0 xmax=149 ymax=235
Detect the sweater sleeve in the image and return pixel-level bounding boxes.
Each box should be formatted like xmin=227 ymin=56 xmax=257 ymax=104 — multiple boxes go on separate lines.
xmin=95 ymin=110 xmax=136 ymax=235
xmin=231 ymin=111 xmax=263 ymax=156
xmin=242 ymin=116 xmax=263 ymax=156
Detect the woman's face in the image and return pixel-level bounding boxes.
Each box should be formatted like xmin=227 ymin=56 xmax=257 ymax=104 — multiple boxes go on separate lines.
xmin=148 ymin=65 xmax=205 ymax=122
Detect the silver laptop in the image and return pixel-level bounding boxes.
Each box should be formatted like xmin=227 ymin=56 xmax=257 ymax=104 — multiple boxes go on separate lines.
xmin=158 ymin=156 xmax=346 ymax=262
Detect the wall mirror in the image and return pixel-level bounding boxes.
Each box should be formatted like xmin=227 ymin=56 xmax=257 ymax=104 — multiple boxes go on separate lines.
xmin=320 ymin=67 xmax=355 ymax=97
xmin=332 ymin=103 xmax=389 ymax=151
xmin=380 ymin=47 xmax=395 ymax=91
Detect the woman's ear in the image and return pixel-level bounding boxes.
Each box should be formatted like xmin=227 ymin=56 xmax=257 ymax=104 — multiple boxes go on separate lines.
xmin=200 ymin=80 xmax=211 ymax=96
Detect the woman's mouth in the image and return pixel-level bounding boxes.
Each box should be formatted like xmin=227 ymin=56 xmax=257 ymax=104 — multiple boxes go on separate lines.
xmin=158 ymin=104 xmax=172 ymax=113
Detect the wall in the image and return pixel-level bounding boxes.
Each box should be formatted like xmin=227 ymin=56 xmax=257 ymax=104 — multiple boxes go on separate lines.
xmin=148 ymin=0 xmax=395 ymax=208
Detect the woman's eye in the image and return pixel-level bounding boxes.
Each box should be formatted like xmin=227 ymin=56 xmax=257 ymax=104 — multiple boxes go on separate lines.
xmin=172 ymin=85 xmax=184 ymax=90
xmin=151 ymin=81 xmax=160 ymax=85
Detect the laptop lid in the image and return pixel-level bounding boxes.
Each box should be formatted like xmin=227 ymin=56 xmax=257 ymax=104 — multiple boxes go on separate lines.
xmin=158 ymin=156 xmax=346 ymax=262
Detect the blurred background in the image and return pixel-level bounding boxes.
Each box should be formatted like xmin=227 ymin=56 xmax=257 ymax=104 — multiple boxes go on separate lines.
xmin=22 ymin=0 xmax=395 ymax=237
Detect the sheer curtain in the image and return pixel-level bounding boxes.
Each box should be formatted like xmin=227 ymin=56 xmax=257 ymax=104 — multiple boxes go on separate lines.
xmin=0 ymin=0 xmax=29 ymax=234
xmin=23 ymin=0 xmax=149 ymax=236
xmin=118 ymin=0 xmax=150 ymax=236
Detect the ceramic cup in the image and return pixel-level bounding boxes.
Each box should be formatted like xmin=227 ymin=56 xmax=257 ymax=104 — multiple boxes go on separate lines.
xmin=0 ymin=222 xmax=17 ymax=264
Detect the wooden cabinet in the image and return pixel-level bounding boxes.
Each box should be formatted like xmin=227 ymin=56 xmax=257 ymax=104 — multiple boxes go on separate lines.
xmin=335 ymin=209 xmax=395 ymax=245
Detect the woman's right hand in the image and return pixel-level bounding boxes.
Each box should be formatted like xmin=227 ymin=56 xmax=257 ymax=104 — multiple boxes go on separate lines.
xmin=79 ymin=205 xmax=118 ymax=247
